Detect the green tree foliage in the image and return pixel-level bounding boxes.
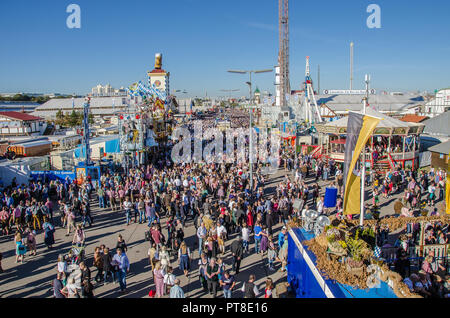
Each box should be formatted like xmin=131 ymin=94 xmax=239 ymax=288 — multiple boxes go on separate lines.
xmin=0 ymin=94 xmax=52 ymax=104
xmin=55 ymin=110 xmax=65 ymax=126
xmin=54 ymin=109 xmax=94 ymax=128
xmin=63 ymin=110 xmax=82 ymax=127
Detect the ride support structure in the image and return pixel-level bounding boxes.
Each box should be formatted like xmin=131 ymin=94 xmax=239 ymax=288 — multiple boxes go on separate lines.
xmin=302 ymin=56 xmax=323 ymax=126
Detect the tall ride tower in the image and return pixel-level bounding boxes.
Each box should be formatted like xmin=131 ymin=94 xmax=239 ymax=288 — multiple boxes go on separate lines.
xmin=277 ymin=0 xmax=290 ymax=107
xmin=302 ymin=56 xmax=322 ymax=124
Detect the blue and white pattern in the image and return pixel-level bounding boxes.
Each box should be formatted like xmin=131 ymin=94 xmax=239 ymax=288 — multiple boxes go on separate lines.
xmin=373 ymin=245 xmax=381 ymax=258
xmin=127 ymin=81 xmax=167 ymax=102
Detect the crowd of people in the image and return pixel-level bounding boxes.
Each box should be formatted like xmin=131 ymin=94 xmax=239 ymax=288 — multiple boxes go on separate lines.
xmin=0 ymin=111 xmax=448 ymax=299
xmin=2 ymin=113 xmax=292 ymax=298
xmin=83 ymin=145 xmax=291 ymax=298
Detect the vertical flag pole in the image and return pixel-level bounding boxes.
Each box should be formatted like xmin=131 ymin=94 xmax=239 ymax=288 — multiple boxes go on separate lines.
xmin=360 ymin=74 xmax=370 ymax=226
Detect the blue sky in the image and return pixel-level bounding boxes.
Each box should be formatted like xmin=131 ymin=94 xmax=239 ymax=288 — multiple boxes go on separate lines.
xmin=0 ymin=0 xmax=449 ymax=97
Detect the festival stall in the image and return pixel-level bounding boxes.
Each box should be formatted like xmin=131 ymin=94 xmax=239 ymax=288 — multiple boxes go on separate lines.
xmin=315 ymin=108 xmax=425 ymax=172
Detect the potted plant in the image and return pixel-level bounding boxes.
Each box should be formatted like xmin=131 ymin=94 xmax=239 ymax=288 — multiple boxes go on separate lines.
xmin=345 ymin=237 xmax=365 ymax=276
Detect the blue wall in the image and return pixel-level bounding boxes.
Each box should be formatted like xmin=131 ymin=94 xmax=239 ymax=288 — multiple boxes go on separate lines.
xmin=30 ymin=170 xmax=75 ymax=183
xmin=105 ymin=139 xmax=120 ymax=153
xmin=287 ymin=229 xmax=329 ymax=298
xmin=287 ymin=228 xmax=398 ymax=298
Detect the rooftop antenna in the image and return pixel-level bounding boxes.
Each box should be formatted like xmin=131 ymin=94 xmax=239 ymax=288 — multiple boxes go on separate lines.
xmin=350 ymin=42 xmax=354 ymax=90
xmin=318 ymin=64 xmax=321 ymax=94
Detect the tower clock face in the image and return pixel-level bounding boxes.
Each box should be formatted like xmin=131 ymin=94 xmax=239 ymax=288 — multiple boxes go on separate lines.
xmin=154 ymin=80 xmax=161 ymax=87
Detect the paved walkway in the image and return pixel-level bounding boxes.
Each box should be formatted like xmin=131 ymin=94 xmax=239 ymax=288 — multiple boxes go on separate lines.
xmin=0 ymin=168 xmax=414 ymax=298
xmin=0 ymin=170 xmax=287 ymax=298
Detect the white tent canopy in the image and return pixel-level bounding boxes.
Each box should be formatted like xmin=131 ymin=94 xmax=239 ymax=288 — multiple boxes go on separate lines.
xmin=316 ymin=108 xmax=425 ymax=135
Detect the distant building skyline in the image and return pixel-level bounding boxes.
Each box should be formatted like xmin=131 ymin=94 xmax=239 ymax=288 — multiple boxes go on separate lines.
xmin=91 ymin=84 xmax=127 ymax=97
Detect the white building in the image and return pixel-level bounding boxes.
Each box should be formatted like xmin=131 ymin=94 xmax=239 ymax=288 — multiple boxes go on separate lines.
xmin=421 ymin=88 xmax=450 ymax=118
xmin=91 ymin=84 xmax=127 ymax=97
xmin=0 ymin=112 xmax=47 ymax=137
xmin=32 ymin=97 xmax=134 ymax=120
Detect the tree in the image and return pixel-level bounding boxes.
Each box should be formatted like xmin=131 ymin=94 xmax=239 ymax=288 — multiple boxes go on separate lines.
xmin=55 ymin=110 xmax=65 ymax=126
xmin=32 ymin=96 xmax=51 ymax=104
xmin=194 ymin=98 xmax=203 ymax=106
xmin=88 ymin=113 xmax=94 ymax=125
xmin=12 ymin=94 xmax=31 ymax=101
xmin=67 ymin=110 xmax=82 ymax=127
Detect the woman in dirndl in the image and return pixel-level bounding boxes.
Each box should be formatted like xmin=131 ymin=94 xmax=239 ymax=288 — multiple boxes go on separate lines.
xmin=178 ymin=241 xmax=191 ymax=277
xmin=260 ymin=226 xmax=269 ymax=253
xmin=43 ymin=217 xmax=55 ymax=249
xmin=153 ymin=261 xmax=165 ymax=298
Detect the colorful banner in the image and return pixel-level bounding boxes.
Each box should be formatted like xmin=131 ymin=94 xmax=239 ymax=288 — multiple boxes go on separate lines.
xmin=343 ymin=112 xmax=380 ymax=215
xmin=446 ymin=151 xmax=450 ymax=215
xmin=127 ymin=81 xmax=167 ymax=101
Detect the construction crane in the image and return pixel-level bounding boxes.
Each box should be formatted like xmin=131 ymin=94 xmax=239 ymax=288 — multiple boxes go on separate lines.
xmin=302 ymin=56 xmax=323 ymax=126
xmin=278 ymin=0 xmax=290 ymax=107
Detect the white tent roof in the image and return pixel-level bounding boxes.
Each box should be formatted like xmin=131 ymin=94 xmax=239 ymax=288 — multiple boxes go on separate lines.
xmin=323 ymin=108 xmax=423 ymax=129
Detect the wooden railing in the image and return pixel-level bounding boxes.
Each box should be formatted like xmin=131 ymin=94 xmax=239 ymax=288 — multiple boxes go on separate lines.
xmin=381 ymin=244 xmax=449 ymax=274
xmin=412 ymin=244 xmax=449 ymax=258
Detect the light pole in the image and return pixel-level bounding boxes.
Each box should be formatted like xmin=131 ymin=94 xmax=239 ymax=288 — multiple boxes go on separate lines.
xmin=227 ymin=68 xmax=272 ymax=194
xmin=360 ymin=74 xmax=370 ymax=226
xmin=228 ymin=69 xmax=272 ymax=104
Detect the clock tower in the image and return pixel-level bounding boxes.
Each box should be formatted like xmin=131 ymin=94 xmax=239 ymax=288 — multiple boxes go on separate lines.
xmin=147 ymin=53 xmax=170 ymax=98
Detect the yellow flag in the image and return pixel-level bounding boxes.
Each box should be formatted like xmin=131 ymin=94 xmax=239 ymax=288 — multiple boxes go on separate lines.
xmin=446 ymin=151 xmax=450 ymax=215
xmin=343 ymin=114 xmax=380 ymax=215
